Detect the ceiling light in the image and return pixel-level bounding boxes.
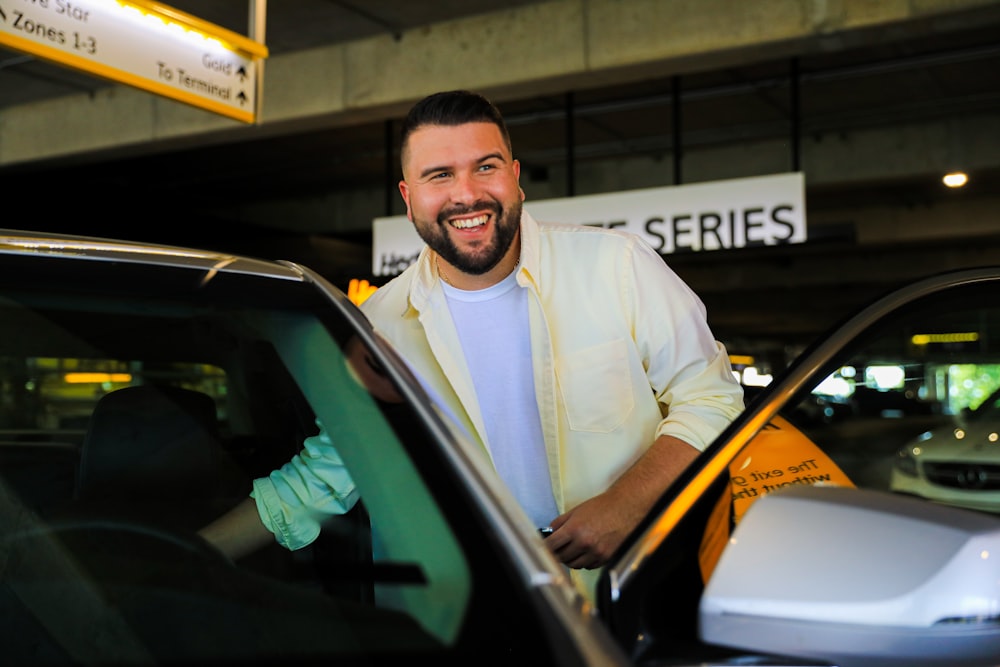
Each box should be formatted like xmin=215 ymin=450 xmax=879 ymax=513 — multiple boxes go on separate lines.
xmin=943 ymin=172 xmax=969 ymax=188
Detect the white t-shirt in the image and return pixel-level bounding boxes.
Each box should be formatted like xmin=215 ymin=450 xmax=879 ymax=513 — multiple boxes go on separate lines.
xmin=441 ymin=270 xmax=559 ymax=529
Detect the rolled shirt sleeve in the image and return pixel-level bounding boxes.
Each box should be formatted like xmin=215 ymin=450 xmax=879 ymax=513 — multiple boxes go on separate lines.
xmin=250 ymin=419 xmax=360 ymax=550
xmin=628 ymin=237 xmax=745 ymax=451
xmin=654 ymin=340 xmax=745 ymax=450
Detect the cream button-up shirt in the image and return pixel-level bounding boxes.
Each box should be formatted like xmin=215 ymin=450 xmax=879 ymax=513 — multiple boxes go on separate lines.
xmin=361 ymin=211 xmax=744 ymax=521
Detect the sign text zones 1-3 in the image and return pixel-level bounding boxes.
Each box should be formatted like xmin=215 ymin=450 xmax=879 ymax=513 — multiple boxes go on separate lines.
xmin=0 ymin=0 xmax=267 ymax=123
xmin=373 ymin=172 xmax=806 ymax=277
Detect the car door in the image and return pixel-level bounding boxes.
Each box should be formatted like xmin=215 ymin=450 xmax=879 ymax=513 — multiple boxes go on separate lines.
xmin=0 ymin=236 xmax=627 ymax=666
xmin=600 ymin=266 xmax=1000 ymax=667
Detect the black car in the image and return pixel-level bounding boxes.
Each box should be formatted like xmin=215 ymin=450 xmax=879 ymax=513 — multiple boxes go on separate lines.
xmin=1 ymin=228 xmax=997 ymax=666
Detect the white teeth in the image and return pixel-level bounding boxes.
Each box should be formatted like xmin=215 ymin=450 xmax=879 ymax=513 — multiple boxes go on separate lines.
xmin=450 ymin=214 xmax=489 ymax=229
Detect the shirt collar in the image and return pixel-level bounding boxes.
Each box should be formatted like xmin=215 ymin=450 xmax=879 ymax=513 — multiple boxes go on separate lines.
xmin=515 ymin=209 xmax=541 ymax=291
xmin=405 ymin=210 xmax=542 ymax=315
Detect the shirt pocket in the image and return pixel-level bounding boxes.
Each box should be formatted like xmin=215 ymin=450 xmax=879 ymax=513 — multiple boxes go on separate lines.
xmin=556 ymin=339 xmax=635 ymax=433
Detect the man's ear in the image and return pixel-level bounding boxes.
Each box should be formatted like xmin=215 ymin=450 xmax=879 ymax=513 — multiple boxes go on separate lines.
xmin=513 ymin=159 xmax=525 ymax=201
xmin=398 ymin=180 xmax=413 ymax=221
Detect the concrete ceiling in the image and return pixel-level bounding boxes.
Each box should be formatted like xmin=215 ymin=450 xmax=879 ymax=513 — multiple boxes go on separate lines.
xmin=5 ymin=3 xmax=997 ymax=219
xmin=0 ymin=1 xmax=551 ymax=108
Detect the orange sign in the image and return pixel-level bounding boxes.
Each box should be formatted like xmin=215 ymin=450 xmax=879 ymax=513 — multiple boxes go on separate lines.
xmin=347 ymin=279 xmax=378 ymax=306
xmin=699 ymin=415 xmax=855 ymax=580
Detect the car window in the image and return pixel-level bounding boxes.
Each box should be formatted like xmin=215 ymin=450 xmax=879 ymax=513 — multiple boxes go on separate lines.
xmin=604 ymin=272 xmax=1000 ymax=665
xmin=0 ymin=253 xmax=564 ymax=665
xmin=784 ymin=289 xmax=1000 ymax=517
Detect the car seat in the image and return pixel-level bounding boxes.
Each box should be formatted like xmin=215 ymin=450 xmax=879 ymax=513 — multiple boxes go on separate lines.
xmin=75 ymin=385 xmax=248 ymax=527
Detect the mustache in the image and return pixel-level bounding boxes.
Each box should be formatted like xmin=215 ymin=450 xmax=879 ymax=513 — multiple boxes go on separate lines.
xmin=437 ymin=200 xmax=501 ymax=224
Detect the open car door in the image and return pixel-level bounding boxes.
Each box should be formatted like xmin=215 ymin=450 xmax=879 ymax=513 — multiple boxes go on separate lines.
xmin=599 ymin=267 xmax=1000 ymax=667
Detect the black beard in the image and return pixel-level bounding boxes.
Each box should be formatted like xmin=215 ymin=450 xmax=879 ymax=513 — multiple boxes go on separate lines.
xmin=419 ymin=199 xmax=522 ymax=276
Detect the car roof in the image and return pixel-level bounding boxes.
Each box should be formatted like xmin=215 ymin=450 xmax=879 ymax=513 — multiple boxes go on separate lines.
xmin=0 ymin=228 xmax=305 ymax=280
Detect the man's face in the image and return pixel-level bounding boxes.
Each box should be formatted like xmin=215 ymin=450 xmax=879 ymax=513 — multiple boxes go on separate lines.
xmin=399 ymin=122 xmax=523 ymax=275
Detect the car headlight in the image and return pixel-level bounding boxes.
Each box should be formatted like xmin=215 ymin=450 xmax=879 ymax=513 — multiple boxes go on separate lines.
xmin=894 ymin=447 xmax=919 ymax=477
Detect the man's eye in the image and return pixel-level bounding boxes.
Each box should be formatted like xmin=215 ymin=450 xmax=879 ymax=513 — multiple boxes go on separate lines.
xmin=478 ymin=164 xmax=496 ymax=172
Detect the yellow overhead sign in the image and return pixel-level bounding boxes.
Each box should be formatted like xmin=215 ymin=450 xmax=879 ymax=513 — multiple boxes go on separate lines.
xmin=0 ymin=0 xmax=268 ymax=123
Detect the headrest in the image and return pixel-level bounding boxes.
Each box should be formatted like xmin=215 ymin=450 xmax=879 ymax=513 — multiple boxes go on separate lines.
xmin=77 ymin=385 xmax=223 ymax=502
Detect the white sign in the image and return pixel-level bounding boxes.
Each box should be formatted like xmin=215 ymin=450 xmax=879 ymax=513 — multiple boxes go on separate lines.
xmin=372 ymin=172 xmax=806 ymax=276
xmin=0 ymin=0 xmax=267 ymax=123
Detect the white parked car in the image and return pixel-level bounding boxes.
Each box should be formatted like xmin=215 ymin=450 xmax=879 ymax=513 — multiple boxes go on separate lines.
xmin=892 ymin=386 xmax=1000 ymax=513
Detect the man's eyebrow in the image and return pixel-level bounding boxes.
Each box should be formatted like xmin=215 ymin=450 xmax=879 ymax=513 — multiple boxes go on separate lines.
xmin=478 ymin=151 xmax=508 ymax=165
xmin=418 ymin=164 xmax=450 ymax=179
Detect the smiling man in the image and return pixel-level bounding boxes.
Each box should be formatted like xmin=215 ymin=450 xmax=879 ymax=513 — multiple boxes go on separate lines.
xmin=361 ymin=90 xmax=744 ymax=597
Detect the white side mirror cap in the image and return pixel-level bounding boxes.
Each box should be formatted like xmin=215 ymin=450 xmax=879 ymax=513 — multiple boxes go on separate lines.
xmin=700 ymin=486 xmax=1000 ymax=667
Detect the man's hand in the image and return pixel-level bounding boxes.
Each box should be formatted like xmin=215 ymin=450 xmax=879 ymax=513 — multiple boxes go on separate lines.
xmin=545 ymin=492 xmax=631 ymax=569
xmin=544 ymin=435 xmax=700 ymax=569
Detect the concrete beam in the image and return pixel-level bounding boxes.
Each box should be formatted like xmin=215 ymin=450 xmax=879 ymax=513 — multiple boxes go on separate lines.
xmin=206 ymin=112 xmax=999 ymax=240
xmin=3 ymin=0 xmax=999 ymax=167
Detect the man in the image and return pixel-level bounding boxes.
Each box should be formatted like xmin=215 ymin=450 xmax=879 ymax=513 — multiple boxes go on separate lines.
xmin=202 ymin=90 xmax=743 ymax=597
xmin=360 ymin=90 xmax=743 ymax=585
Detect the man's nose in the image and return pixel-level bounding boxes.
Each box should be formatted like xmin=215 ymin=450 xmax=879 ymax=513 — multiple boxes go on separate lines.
xmin=448 ymin=172 xmax=480 ymax=204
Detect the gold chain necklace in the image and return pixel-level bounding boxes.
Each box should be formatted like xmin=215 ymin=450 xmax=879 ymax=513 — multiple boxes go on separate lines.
xmin=436 ymin=255 xmax=456 ymax=287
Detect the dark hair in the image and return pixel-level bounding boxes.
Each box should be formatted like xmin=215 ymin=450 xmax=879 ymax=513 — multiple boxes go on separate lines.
xmin=400 ymin=90 xmax=512 ymax=164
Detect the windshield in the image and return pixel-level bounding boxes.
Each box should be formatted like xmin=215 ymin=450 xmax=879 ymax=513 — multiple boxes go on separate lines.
xmin=0 ymin=251 xmax=566 ymax=664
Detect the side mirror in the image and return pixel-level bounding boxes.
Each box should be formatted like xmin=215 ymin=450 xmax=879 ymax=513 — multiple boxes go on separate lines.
xmin=699 ymin=485 xmax=1000 ymax=667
